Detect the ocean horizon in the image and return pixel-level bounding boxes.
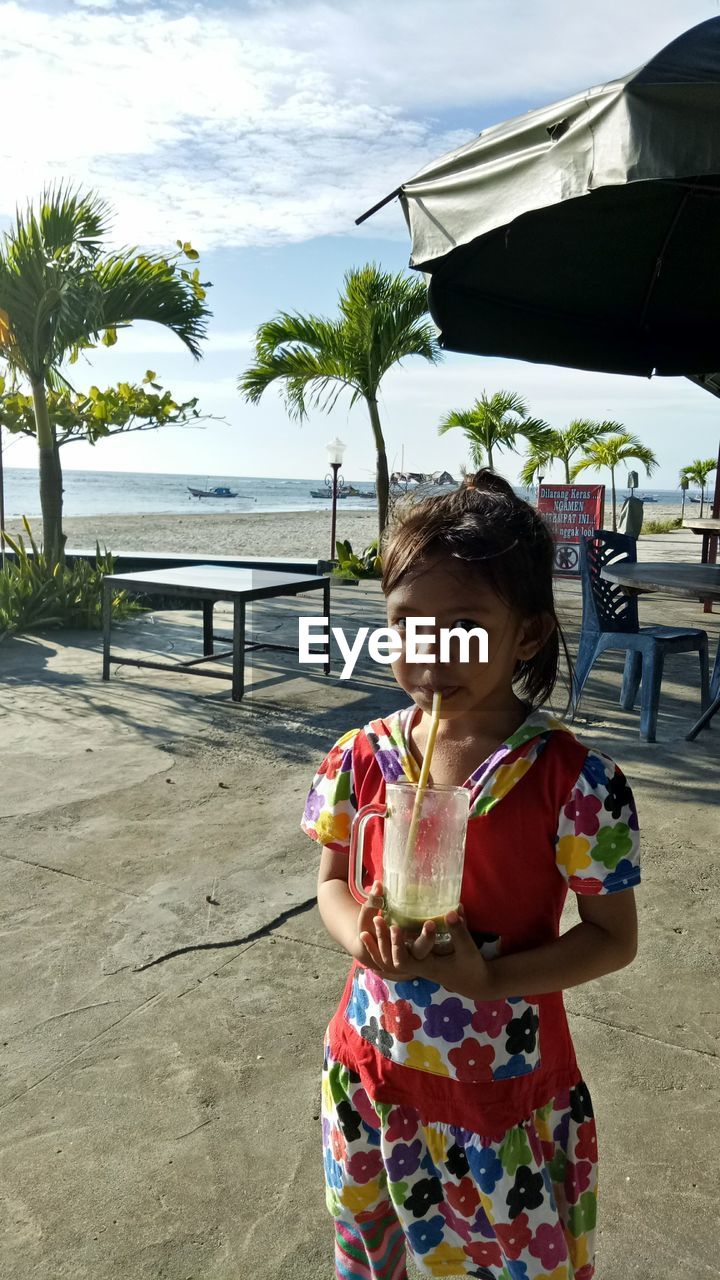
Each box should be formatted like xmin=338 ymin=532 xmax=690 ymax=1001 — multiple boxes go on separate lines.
xmin=0 ymin=466 xmax=692 ymax=521
xmin=1 ymin=467 xmax=384 ymax=519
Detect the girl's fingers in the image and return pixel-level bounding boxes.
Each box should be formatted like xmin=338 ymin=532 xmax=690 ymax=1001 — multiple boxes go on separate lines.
xmin=359 ymin=930 xmax=383 ymax=968
xmin=411 ymin=920 xmax=437 ymax=960
xmin=374 ymin=914 xmax=393 ymax=968
xmin=390 ymin=924 xmax=405 ymax=968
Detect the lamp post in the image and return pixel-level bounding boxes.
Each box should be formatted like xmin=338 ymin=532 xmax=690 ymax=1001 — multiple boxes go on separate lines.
xmin=326 ymin=436 xmax=346 ymax=562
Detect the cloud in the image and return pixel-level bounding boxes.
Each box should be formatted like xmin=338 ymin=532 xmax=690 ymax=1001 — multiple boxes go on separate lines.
xmin=105 ymin=325 xmax=254 ymax=355
xmin=1 ymin=0 xmax=715 ymax=249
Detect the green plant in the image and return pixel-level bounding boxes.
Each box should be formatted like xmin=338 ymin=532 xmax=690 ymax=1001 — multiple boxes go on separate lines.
xmin=239 ymin=264 xmax=441 ymax=537
xmin=570 ymin=431 xmax=658 ymax=531
xmin=520 ymin=419 xmax=616 ymax=486
xmin=641 ymin=517 xmax=682 ymax=534
xmin=0 ymin=519 xmax=146 ymax=641
xmin=332 ymin=538 xmax=382 ymax=581
xmin=438 ymin=389 xmax=550 ymax=473
xmin=680 ymin=458 xmax=717 ymax=518
xmin=0 ymin=185 xmax=211 ymax=566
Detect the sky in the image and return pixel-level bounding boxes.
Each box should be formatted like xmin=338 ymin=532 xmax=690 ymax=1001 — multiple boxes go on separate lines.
xmin=2 ymin=0 xmax=720 ymax=487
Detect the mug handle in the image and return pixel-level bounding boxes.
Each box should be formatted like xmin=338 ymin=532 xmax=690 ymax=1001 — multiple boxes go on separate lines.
xmin=348 ymin=803 xmax=385 ymax=904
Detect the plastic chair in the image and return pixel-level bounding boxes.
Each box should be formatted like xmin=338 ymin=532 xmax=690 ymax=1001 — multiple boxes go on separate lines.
xmin=572 ymin=530 xmax=710 ymax=741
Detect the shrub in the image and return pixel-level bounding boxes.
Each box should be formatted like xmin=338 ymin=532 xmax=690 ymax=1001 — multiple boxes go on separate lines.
xmin=0 ymin=519 xmax=146 ymax=642
xmin=332 ymin=538 xmax=382 ymax=581
xmin=641 ymin=517 xmax=682 ymax=535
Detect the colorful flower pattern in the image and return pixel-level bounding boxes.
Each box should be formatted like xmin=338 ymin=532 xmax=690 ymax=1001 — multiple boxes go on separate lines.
xmin=347 ymin=969 xmax=542 ymax=1084
xmin=303 ymin=713 xmax=639 ymax=1095
xmin=305 ymin=714 xmax=638 ymax=1280
xmin=555 ymin=750 xmax=640 ymax=895
xmin=323 ymin=1042 xmax=598 ymax=1278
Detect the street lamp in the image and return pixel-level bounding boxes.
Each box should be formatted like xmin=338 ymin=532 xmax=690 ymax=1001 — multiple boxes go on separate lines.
xmin=326 ymin=436 xmax=346 ymax=561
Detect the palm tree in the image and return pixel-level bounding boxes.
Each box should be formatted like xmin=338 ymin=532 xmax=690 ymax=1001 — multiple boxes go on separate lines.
xmin=520 ymin=419 xmax=616 ymax=487
xmin=438 ymin=390 xmax=550 ymax=474
xmin=680 ymin=458 xmax=717 ymax=518
xmin=0 ymin=186 xmax=210 ymax=565
xmin=571 ymin=431 xmax=658 ymax=531
xmin=238 ymin=264 xmax=440 ymax=537
xmin=678 ymin=472 xmax=689 ymax=519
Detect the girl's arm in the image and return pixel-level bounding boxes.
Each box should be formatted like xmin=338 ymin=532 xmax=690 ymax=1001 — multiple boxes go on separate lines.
xmin=473 ymin=889 xmax=638 ymax=1000
xmin=361 ymin=888 xmax=638 ymax=1000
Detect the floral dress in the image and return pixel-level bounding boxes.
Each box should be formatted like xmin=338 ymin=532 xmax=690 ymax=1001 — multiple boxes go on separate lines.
xmin=302 ymin=707 xmax=640 ymax=1280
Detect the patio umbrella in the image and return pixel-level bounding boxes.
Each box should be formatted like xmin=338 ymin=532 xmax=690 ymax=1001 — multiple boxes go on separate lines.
xmin=358 ymin=17 xmax=720 ymax=516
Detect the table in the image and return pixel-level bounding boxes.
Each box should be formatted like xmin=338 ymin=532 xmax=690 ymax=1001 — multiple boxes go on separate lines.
xmin=600 ymin=560 xmax=720 ymax=739
xmin=102 ymin=565 xmax=331 ymax=701
xmin=682 ymin=518 xmax=720 ymax=575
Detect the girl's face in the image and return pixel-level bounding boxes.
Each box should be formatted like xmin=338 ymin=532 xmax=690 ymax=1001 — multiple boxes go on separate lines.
xmin=385 ymin=557 xmax=546 ymax=720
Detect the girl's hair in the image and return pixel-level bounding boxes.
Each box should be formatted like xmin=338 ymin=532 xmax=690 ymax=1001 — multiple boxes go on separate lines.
xmin=381 ymin=469 xmax=571 ymax=707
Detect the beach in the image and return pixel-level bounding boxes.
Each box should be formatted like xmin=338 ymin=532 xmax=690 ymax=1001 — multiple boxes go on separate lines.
xmin=3 ymin=509 xmax=382 ymax=559
xmin=2 ymin=501 xmax=686 ymax=559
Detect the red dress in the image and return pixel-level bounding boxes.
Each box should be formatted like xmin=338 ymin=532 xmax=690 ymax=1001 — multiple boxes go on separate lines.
xmin=303 ymin=705 xmax=640 ymax=1140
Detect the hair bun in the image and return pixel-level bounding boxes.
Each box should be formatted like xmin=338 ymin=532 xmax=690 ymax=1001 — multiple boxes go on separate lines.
xmin=462 ymin=469 xmax=515 ymax=499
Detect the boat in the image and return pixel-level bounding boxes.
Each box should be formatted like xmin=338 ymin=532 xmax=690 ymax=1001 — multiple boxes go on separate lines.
xmin=188 ymin=485 xmax=238 ymax=498
xmin=689 ymin=494 xmax=703 ymax=504
xmin=309 ymin=484 xmax=376 ymax=499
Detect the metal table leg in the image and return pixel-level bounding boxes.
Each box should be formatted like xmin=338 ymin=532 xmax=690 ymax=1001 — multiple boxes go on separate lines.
xmin=232 ymin=599 xmax=246 ymax=701
xmin=102 ymin=581 xmax=111 ymax=681
xmin=323 ymin=579 xmax=332 ymax=674
xmin=686 ymin=693 xmax=720 ymax=739
xmin=203 ymin=600 xmax=214 ymax=655
xmin=687 ymin=637 xmax=720 ymax=738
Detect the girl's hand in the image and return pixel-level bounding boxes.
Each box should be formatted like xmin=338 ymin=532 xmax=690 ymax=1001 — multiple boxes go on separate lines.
xmin=419 ymin=906 xmax=495 ymax=1001
xmin=356 ymin=882 xmax=438 ymax=978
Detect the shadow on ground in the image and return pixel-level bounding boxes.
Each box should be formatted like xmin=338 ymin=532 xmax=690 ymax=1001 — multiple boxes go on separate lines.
xmin=1 ymin=562 xmax=718 ymax=1279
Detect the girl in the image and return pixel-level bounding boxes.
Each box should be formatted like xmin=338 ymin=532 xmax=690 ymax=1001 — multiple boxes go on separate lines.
xmin=302 ymin=471 xmax=639 ymax=1280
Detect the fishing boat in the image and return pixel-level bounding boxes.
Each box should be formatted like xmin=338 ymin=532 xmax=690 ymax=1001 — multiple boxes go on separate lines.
xmin=188 ymin=484 xmax=238 ymax=498
xmin=310 ymin=484 xmax=376 ymax=499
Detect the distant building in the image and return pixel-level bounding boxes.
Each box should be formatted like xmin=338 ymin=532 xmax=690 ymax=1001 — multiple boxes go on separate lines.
xmin=390 ymin=470 xmax=456 ymax=486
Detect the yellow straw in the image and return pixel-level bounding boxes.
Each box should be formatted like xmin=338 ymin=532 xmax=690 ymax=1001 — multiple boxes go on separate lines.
xmin=403 ymin=691 xmax=442 ymax=868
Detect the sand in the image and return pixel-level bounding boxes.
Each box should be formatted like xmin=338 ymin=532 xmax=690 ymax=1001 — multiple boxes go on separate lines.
xmin=2 ymin=501 xmax=687 ymax=560
xmin=3 ymin=509 xmax=382 ymax=559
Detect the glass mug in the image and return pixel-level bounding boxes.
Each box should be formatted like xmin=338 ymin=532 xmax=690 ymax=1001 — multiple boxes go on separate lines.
xmin=348 ymin=781 xmax=470 ymax=946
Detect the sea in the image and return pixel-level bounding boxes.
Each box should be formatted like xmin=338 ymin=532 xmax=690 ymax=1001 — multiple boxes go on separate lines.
xmin=0 ymin=468 xmax=690 ymax=520
xmin=0 ymin=468 xmax=383 ymax=519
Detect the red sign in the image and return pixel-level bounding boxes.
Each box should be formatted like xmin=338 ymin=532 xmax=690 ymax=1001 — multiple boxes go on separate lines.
xmin=537 ymin=484 xmax=605 ymax=576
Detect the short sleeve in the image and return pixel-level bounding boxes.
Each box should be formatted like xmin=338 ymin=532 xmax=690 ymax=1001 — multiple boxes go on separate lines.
xmin=555 ymin=749 xmax=640 ymax=895
xmin=300 ymin=728 xmax=360 ymax=853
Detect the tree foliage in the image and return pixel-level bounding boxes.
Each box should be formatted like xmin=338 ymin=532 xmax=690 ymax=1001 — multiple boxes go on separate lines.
xmin=239 ymin=263 xmax=440 ymax=535
xmin=0 ymin=184 xmax=211 ymax=565
xmin=438 ymin=390 xmax=550 ymax=473
xmin=519 ymin=419 xmax=616 ymax=486
xmin=571 ymin=431 xmax=658 ymax=530
xmin=0 ymin=370 xmax=208 ymax=447
xmin=680 ymin=458 xmax=717 ymax=517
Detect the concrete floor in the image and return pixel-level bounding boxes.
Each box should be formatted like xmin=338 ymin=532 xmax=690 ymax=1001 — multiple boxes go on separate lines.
xmin=1 ymin=538 xmax=718 ymax=1278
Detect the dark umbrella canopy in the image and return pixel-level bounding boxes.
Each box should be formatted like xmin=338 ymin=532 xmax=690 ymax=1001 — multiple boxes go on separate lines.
xmin=396 ymin=18 xmax=720 ymax=380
